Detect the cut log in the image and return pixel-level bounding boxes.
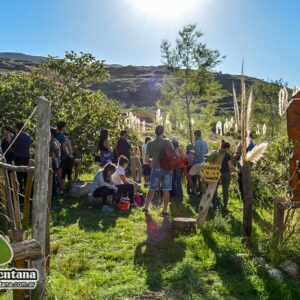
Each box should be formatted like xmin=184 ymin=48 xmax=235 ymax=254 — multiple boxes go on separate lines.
xmin=11 ymin=239 xmax=42 ymax=261
xmin=172 ymin=218 xmax=196 ymax=231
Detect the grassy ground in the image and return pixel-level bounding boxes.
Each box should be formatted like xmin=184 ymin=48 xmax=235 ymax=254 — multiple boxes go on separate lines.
xmin=1 ymin=181 xmax=300 ymax=299
xmin=46 ymin=179 xmax=300 ymax=300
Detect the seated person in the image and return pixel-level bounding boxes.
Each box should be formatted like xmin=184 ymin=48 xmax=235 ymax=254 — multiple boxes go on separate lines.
xmin=90 ymin=163 xmax=118 ymax=213
xmin=112 ymin=155 xmax=140 ymax=198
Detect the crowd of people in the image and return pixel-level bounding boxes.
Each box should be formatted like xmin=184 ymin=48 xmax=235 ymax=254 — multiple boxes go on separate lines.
xmin=0 ymin=120 xmax=254 ymax=216
xmin=91 ymin=125 xmax=255 ymax=215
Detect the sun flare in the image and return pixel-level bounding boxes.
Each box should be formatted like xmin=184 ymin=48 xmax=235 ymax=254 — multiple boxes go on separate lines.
xmin=129 ymin=0 xmax=199 ymax=20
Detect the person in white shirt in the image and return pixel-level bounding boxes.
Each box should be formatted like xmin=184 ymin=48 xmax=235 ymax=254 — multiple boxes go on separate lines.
xmin=111 ymin=156 xmax=139 ymax=207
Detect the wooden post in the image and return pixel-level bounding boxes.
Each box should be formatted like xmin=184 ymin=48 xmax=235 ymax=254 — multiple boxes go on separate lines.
xmin=3 ymin=168 xmax=16 ymax=228
xmin=0 ymin=167 xmax=8 ymax=234
xmin=45 ymin=160 xmax=53 ymax=275
xmin=197 ymin=149 xmax=225 ymax=227
xmin=10 ymin=170 xmax=22 ymax=230
xmin=12 ymin=230 xmax=29 ymax=300
xmin=31 ymin=96 xmax=51 ymax=299
xmin=272 ymin=197 xmax=286 ymax=248
xmin=22 ymin=169 xmax=34 ymax=230
xmin=242 ymin=161 xmax=253 ymax=241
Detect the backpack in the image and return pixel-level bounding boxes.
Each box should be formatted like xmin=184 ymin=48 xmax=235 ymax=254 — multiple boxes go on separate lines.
xmin=159 ymin=140 xmax=182 ymax=171
xmin=134 ymin=192 xmax=145 ymax=206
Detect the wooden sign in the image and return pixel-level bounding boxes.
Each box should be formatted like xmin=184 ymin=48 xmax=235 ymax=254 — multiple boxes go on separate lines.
xmin=200 ymin=164 xmax=221 ymax=182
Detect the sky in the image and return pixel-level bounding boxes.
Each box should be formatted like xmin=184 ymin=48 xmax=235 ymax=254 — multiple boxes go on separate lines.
xmin=0 ymin=0 xmax=299 ymax=86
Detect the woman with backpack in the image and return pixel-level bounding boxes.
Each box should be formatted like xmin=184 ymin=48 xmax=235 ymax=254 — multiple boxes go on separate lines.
xmin=96 ymin=128 xmax=114 ymax=167
xmin=170 ymin=137 xmax=186 ymax=200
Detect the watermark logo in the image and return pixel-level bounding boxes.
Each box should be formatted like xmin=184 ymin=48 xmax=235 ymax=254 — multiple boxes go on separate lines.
xmin=0 ymin=235 xmax=38 ymax=289
xmin=0 ymin=235 xmax=13 ymax=266
xmin=0 ymin=269 xmax=39 ymax=289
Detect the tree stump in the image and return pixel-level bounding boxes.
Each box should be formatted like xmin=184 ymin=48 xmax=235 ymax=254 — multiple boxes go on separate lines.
xmin=172 ymin=218 xmax=196 ymax=232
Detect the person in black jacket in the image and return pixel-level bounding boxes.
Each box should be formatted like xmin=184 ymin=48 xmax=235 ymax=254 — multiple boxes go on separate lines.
xmin=1 ymin=125 xmax=15 ymax=164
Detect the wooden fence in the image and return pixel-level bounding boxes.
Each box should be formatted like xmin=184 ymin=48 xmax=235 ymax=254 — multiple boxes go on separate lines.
xmin=0 ymin=96 xmax=52 ymax=300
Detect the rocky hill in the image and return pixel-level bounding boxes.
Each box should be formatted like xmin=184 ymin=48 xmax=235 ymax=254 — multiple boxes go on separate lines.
xmin=0 ymin=52 xmax=259 ymax=109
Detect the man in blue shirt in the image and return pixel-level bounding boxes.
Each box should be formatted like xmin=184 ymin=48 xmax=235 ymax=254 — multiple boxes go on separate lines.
xmin=188 ymin=130 xmax=208 ymax=194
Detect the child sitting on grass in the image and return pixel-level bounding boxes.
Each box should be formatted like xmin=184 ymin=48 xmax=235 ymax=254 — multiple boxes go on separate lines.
xmin=111 ymin=155 xmax=141 ymax=208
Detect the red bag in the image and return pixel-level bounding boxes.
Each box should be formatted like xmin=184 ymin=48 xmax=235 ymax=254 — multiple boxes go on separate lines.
xmin=118 ymin=198 xmax=130 ymax=211
xmin=159 ymin=140 xmax=182 ymax=171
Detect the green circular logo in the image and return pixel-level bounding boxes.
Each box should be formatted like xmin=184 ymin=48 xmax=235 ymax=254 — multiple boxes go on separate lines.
xmin=0 ymin=235 xmax=13 ymax=266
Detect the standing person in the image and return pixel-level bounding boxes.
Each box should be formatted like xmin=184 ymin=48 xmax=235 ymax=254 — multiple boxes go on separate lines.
xmin=188 ymin=130 xmax=208 ymax=194
xmin=90 ymin=163 xmax=118 ymax=212
xmin=115 ymin=130 xmax=132 ymax=166
xmin=1 ymin=126 xmax=15 ymax=164
xmin=50 ymin=127 xmax=61 ymax=198
xmin=96 ymin=128 xmax=114 ymax=167
xmin=142 ymin=137 xmax=152 ymax=187
xmin=130 ymin=146 xmax=142 ymax=183
xmin=170 ymin=137 xmax=186 ymax=200
xmin=213 ymin=141 xmax=240 ymax=210
xmin=143 ymin=125 xmax=173 ymax=216
xmin=56 ymin=121 xmax=80 ymax=195
xmin=185 ymin=144 xmax=195 ymax=195
xmin=11 ymin=122 xmax=32 ymax=195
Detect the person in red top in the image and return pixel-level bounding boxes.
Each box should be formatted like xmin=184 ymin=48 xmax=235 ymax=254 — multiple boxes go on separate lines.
xmin=170 ymin=136 xmax=186 ymax=200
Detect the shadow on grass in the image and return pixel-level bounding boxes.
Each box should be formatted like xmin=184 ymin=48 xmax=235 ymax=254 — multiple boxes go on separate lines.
xmin=202 ymin=229 xmax=260 ymax=300
xmin=51 ymin=196 xmax=122 ymax=231
xmin=134 ymin=213 xmax=185 ymax=291
xmin=253 ymin=209 xmax=273 ymax=233
xmin=169 ymin=198 xmax=196 ymax=218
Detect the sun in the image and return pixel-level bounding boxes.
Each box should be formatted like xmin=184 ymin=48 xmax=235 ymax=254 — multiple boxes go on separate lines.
xmin=129 ymin=0 xmax=199 ymax=20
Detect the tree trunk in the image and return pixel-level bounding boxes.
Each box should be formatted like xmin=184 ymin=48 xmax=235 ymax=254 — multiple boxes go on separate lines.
xmin=242 ymin=161 xmax=253 ymax=240
xmin=186 ymin=97 xmax=193 ymax=144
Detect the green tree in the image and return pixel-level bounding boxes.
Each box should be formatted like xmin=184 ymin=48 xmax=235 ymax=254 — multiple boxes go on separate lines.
xmin=0 ymin=52 xmax=134 ymax=170
xmin=252 ymin=79 xmax=287 ymax=139
xmin=160 ymin=24 xmax=226 ymax=143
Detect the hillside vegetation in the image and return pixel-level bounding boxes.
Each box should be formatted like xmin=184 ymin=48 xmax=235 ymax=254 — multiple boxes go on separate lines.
xmin=0 ymin=52 xmax=261 ymax=108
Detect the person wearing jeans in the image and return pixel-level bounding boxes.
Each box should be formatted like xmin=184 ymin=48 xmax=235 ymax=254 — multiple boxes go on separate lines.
xmin=213 ymin=141 xmax=239 ymax=210
xmin=143 ymin=125 xmax=173 ymax=217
